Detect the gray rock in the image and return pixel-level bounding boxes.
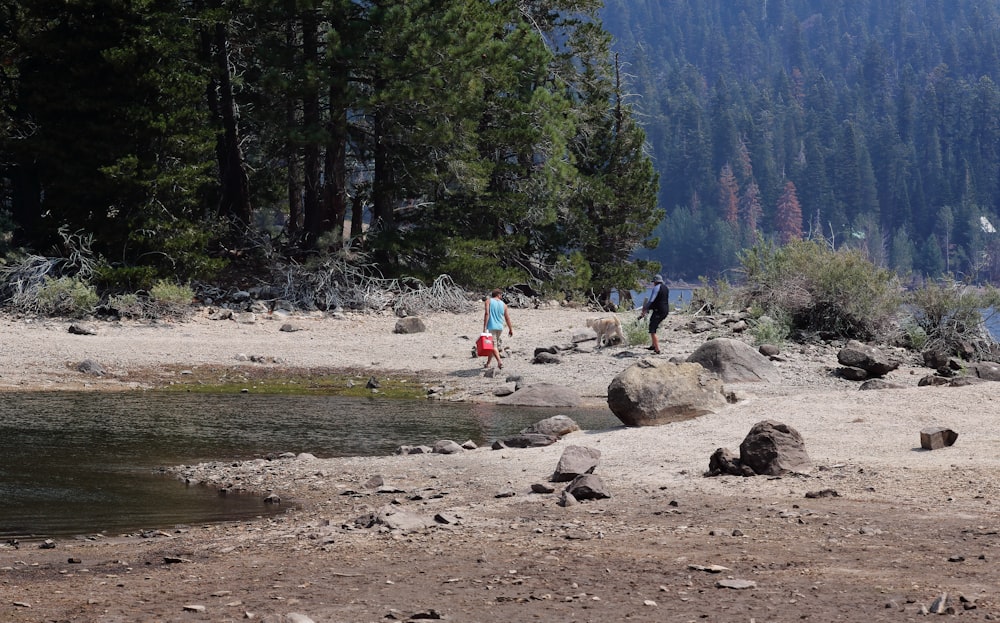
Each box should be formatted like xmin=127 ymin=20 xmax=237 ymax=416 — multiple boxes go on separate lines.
xmin=572 ymin=327 xmax=598 ymax=343
xmin=969 ymin=361 xmax=1000 ymax=381
xmin=837 ymin=340 xmax=900 ymax=377
xmin=564 ymin=474 xmax=610 ymax=501
xmin=559 ymin=490 xmax=578 ymax=507
xmin=686 ymin=338 xmax=780 ymax=383
xmin=716 ymin=579 xmax=756 ymax=590
xmin=393 ymin=317 xmax=426 ymax=334
xmin=496 ymin=383 xmax=581 ymax=407
xmin=949 ymin=376 xmax=987 ymax=387
xmin=285 ymin=615 xmax=316 ymax=623
xmin=739 ymin=420 xmax=812 ymax=475
xmin=858 ymin=379 xmax=904 ymax=390
xmin=532 ymin=352 xmax=561 ymax=364
xmin=607 ymin=359 xmax=729 ymax=426
xmin=531 ymin=483 xmax=555 ymax=494
xmin=279 ymin=323 xmax=302 ymax=332
xmin=836 ymin=366 xmax=869 ymax=381
xmin=920 ymin=426 xmax=958 ymax=450
xmin=552 ymin=445 xmax=601 ymax=482
xmin=432 ymin=440 xmax=464 ymax=454
xmin=496 ymin=433 xmax=558 ymax=448
xmin=76 ymin=359 xmax=105 ymax=376
xmin=520 ymin=415 xmax=580 ymax=437
xmin=706 ymin=447 xmax=754 ymax=477
xmin=758 ymin=344 xmax=780 ymax=357
xmin=918 ymin=374 xmax=951 ymax=387
xmin=68 ymin=323 xmax=97 ymax=335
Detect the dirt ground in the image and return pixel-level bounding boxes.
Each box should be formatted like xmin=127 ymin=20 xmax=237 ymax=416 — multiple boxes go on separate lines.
xmin=2 ymin=306 xmax=1000 ymax=622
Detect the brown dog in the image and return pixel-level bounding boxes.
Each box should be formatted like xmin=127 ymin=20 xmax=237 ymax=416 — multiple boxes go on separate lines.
xmin=586 ymin=316 xmax=625 ymax=347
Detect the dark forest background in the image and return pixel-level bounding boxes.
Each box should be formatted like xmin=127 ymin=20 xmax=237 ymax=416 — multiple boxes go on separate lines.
xmin=601 ymin=0 xmax=1000 ymax=285
xmin=0 ymin=0 xmax=659 ymax=306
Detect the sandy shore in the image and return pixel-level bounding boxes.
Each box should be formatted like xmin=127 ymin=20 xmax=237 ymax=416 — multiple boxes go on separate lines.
xmin=3 ymin=305 xmax=1000 ymax=622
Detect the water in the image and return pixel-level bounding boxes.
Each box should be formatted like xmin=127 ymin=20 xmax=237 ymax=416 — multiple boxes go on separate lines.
xmin=0 ymin=392 xmax=618 ymax=539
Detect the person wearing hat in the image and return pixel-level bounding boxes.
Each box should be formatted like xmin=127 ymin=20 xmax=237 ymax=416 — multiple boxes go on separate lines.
xmin=639 ymin=274 xmax=670 ymax=354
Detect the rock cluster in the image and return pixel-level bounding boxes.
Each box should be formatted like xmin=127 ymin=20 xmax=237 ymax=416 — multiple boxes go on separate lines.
xmin=706 ymin=420 xmax=812 ymax=477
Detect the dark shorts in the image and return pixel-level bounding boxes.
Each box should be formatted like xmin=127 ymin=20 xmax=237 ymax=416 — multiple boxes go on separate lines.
xmin=649 ymin=311 xmax=668 ymax=334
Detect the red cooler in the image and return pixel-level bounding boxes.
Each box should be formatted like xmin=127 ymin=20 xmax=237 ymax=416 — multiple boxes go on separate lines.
xmin=476 ymin=333 xmax=495 ymax=356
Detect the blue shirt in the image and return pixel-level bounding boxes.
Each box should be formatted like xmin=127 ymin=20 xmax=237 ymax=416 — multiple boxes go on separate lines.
xmin=487 ymin=298 xmax=506 ymax=331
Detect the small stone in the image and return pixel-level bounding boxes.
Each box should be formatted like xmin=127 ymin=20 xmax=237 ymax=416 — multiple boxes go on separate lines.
xmin=495 ymin=490 xmax=516 ymax=498
xmin=715 ymin=579 xmax=756 ymax=590
xmin=39 ymin=539 xmax=55 ymax=549
xmin=921 ymin=427 xmax=959 ymax=450
xmin=531 ymin=483 xmax=555 ymax=494
xmin=182 ymin=605 xmax=206 ymax=613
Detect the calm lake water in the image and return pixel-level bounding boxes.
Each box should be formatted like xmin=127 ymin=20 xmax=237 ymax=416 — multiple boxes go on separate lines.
xmin=0 ymin=392 xmax=618 ymax=539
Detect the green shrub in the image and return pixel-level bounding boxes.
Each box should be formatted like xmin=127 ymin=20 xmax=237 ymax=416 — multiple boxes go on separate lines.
xmin=748 ymin=310 xmax=792 ymax=346
xmin=36 ymin=276 xmax=98 ymax=317
xmin=150 ymin=280 xmax=194 ymax=305
xmin=622 ymin=314 xmax=648 ymax=346
xmin=149 ymin=280 xmax=195 ymax=318
xmin=687 ymin=277 xmax=739 ymax=314
xmin=904 ymin=280 xmax=1000 ymax=358
xmin=740 ymin=239 xmax=902 ymax=342
xmin=106 ymin=292 xmax=147 ymax=318
xmin=93 ymin=264 xmax=159 ymax=293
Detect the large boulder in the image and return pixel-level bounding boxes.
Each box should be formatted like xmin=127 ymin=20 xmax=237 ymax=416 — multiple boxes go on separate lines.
xmin=497 ymin=383 xmax=581 ymax=407
xmin=686 ymin=338 xmax=780 ymax=383
xmin=607 ymin=359 xmax=730 ymax=426
xmin=738 ymin=420 xmax=812 ymax=475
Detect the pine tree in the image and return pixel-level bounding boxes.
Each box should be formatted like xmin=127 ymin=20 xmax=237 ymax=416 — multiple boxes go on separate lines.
xmin=740 ymin=179 xmax=762 ymax=235
xmin=775 ymin=180 xmax=803 ymax=244
xmin=718 ymin=164 xmax=739 ymax=225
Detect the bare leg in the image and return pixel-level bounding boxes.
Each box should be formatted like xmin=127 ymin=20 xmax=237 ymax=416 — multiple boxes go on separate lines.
xmin=650 ymin=333 xmax=661 ymax=354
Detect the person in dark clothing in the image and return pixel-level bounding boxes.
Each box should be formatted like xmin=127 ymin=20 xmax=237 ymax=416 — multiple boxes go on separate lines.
xmin=639 ymin=274 xmax=670 ymax=354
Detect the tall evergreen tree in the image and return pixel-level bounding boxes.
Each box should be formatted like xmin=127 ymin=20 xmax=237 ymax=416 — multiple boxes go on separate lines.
xmin=775 ymin=180 xmax=803 ymax=244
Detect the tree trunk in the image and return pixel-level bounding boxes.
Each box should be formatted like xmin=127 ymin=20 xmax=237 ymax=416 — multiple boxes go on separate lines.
xmin=283 ymin=20 xmax=302 ymax=238
xmin=213 ymin=22 xmax=252 ymax=224
xmin=324 ymin=79 xmax=348 ymax=248
xmin=300 ymin=11 xmax=325 ymax=245
xmin=371 ymin=109 xmax=394 ymax=233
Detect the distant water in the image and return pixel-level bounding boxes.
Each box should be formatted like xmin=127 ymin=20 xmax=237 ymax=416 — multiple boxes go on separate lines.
xmin=0 ymin=392 xmax=618 ymax=539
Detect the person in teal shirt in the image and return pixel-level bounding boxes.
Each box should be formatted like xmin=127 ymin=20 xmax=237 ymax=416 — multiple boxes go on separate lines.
xmin=482 ymin=289 xmax=513 ymax=369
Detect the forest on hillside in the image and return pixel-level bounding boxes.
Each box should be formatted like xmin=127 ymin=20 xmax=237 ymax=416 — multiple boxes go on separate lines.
xmin=0 ymin=1 xmax=659 ymax=308
xmin=601 ymin=0 xmax=1000 ymax=284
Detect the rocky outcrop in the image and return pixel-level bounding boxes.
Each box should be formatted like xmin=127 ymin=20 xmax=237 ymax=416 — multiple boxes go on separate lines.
xmin=607 ymin=359 xmax=730 ymax=426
